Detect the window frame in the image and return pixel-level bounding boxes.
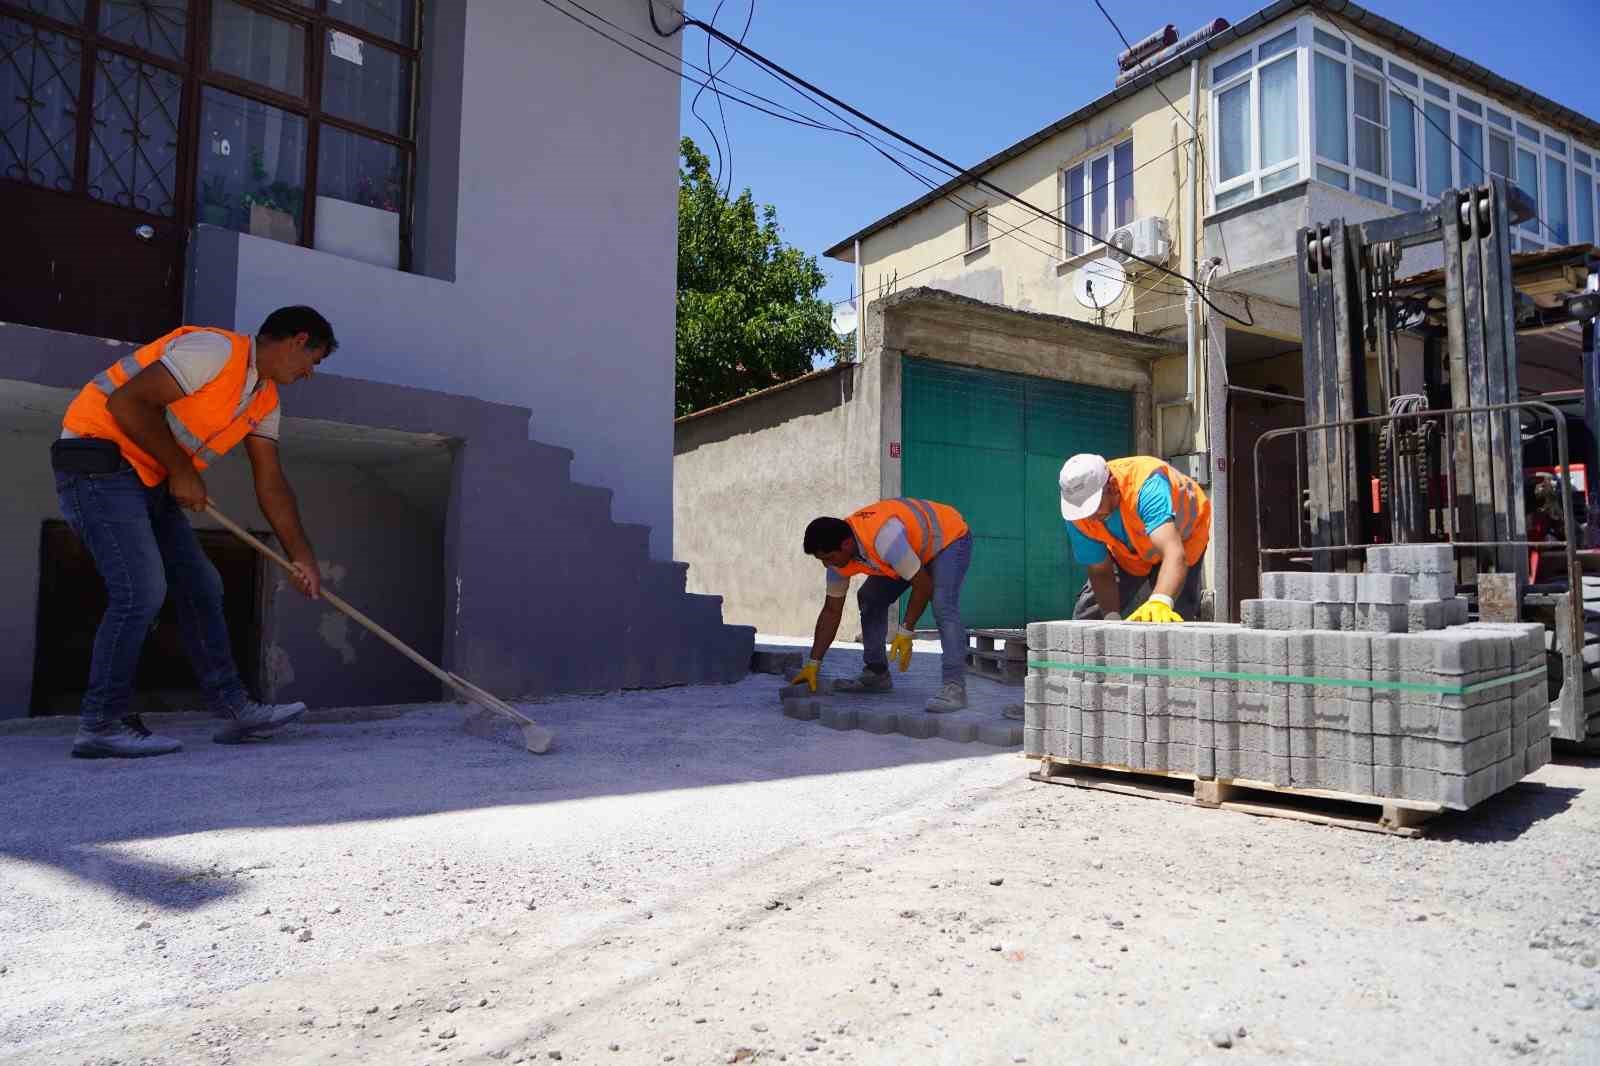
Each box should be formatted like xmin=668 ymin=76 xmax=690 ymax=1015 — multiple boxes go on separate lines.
xmin=966 ymin=205 xmax=989 ymax=252
xmin=1058 ymin=135 xmax=1135 ymax=258
xmin=1208 ymin=24 xmax=1307 ymax=212
xmin=1209 ymin=11 xmax=1600 ymax=253
xmin=194 ymin=0 xmax=422 ymax=269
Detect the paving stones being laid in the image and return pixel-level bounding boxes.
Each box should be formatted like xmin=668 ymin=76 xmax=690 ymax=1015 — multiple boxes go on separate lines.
xmin=1029 ymin=616 xmax=1550 ymax=810
xmin=780 ymin=683 xmax=1020 ymax=749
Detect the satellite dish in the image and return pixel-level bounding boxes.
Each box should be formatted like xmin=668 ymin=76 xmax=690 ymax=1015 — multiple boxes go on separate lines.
xmin=1072 ymin=257 xmax=1127 ymax=310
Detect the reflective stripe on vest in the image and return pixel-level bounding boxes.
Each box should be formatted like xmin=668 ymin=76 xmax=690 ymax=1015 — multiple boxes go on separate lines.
xmin=835 ymin=498 xmax=970 ymax=580
xmin=61 ymin=326 xmax=277 ymax=487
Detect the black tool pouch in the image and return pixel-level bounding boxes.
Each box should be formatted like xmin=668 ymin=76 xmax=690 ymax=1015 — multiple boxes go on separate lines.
xmin=50 ymin=438 xmax=126 ymax=475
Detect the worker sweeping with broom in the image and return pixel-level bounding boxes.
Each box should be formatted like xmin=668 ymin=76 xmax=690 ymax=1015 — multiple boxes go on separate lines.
xmin=52 ymin=307 xmax=336 ymax=758
xmin=1057 ymin=453 xmax=1211 ymax=623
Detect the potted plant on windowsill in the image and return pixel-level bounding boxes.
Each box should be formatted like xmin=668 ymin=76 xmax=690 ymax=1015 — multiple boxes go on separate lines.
xmin=243 ymin=148 xmax=302 ymax=244
xmin=200 ymin=175 xmax=231 ymax=227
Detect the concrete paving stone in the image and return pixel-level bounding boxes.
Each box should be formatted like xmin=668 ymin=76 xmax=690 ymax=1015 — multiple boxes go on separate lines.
xmin=1025 ymin=673 xmax=1047 ymax=703
xmin=1286 ymin=696 xmax=1371 ymax=733
xmin=1461 ymin=622 xmax=1547 ymax=668
xmin=1044 ymin=675 xmax=1074 ymax=704
xmin=782 ymin=698 xmax=823 ymax=721
xmin=1194 ymin=742 xmax=1217 ymax=779
xmin=1287 ymin=727 xmax=1374 ymax=763
xmin=1369 ymin=543 xmax=1454 ymax=575
xmin=977 ymin=720 xmax=1023 ymax=748
xmin=1221 ymin=690 xmax=1284 ymax=725
xmin=1144 ymin=714 xmax=1195 ymax=745
xmin=777 ymin=684 xmax=812 ymax=702
xmin=1372 ymin=700 xmax=1507 ymax=742
xmin=1355 ymin=603 xmax=1409 ymax=633
xmin=858 ymin=708 xmax=900 ymax=735
xmin=896 ymin=713 xmax=939 ymax=740
xmin=1268 ymin=600 xmax=1316 ymax=630
xmin=1026 ymin=622 xmax=1047 ymax=651
xmin=1259 ymin=572 xmax=1290 ymax=599
xmin=1288 ymin=755 xmax=1357 ymax=791
xmin=1125 ymin=740 xmax=1148 ymax=770
xmin=1406 ymin=728 xmax=1511 ymax=775
xmin=820 ymin=705 xmax=859 ymax=731
xmin=1024 ymin=702 xmax=1044 ymax=730
xmin=1309 ymin=572 xmax=1359 ymax=602
xmin=1023 ymin=726 xmax=1045 ymax=757
xmin=1385 ymin=629 xmax=1495 ymax=674
xmin=1240 ymin=599 xmax=1268 ymax=630
xmin=937 ymin=717 xmax=978 ymax=744
xmin=1357 ymin=573 xmax=1412 ymax=604
xmin=1408 ymin=571 xmax=1458 ymax=600
xmin=1041 ymin=728 xmax=1070 ymax=758
xmin=1313 ymin=602 xmax=1354 ymax=631
xmin=1526 ymin=736 xmax=1552 ymax=772
xmin=1512 ymin=715 xmax=1527 ymax=756
xmin=1214 ymin=746 xmax=1270 ymax=781
xmin=1042 ymin=704 xmax=1072 ymax=732
xmin=1433 ymin=761 xmax=1502 ymax=810
xmin=1405 ymin=598 xmax=1469 ymax=631
xmin=1215 ymin=720 xmax=1271 ymax=752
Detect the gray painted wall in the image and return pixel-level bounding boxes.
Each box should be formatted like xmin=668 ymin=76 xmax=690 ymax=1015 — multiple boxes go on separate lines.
xmin=674 ymin=366 xmax=877 ymax=641
xmin=189 ymin=0 xmax=682 ymax=560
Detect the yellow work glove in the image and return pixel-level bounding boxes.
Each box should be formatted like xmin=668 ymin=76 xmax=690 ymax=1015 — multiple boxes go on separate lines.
xmin=1127 ymin=595 xmax=1183 ymax=624
xmin=889 ymin=623 xmax=915 ymax=672
xmin=789 ymin=659 xmax=821 ymax=693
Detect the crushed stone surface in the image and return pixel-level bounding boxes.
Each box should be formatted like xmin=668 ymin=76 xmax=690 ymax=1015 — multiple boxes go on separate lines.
xmin=0 ymin=639 xmax=1597 ymax=1064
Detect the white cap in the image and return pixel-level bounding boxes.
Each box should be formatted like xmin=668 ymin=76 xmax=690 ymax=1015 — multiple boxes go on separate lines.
xmin=1058 ymin=453 xmax=1110 ymax=521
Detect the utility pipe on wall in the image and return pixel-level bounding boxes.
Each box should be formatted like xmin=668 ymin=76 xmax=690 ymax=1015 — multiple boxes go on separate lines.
xmin=1184 ymin=57 xmax=1201 ymax=423
xmin=855 ymin=238 xmax=864 ymax=363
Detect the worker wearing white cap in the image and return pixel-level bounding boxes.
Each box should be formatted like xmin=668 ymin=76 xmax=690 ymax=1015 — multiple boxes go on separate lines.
xmin=1057 ymin=453 xmax=1211 ymax=623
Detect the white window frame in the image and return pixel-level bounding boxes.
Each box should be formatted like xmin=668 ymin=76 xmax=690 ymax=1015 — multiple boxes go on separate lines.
xmin=1208 ymin=11 xmax=1600 ymax=246
xmin=1059 ymin=136 xmax=1134 ymax=258
xmin=1208 ymin=23 xmax=1307 ymax=213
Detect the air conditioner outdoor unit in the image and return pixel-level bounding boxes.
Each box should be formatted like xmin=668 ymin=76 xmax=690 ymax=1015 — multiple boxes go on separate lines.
xmin=1108 ymin=216 xmax=1172 ymax=270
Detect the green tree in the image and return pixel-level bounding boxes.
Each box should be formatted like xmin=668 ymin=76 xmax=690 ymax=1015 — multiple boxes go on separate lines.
xmin=676 ymin=137 xmax=838 ymax=416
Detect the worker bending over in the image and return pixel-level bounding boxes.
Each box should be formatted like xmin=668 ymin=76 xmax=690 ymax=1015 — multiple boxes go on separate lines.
xmin=53 ymin=307 xmax=336 ymax=759
xmin=1057 ymin=454 xmax=1210 ymax=623
xmin=790 ymin=498 xmax=974 ymax=713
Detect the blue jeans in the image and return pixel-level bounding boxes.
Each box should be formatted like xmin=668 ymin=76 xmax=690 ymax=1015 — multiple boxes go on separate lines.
xmin=56 ymin=466 xmax=248 ymax=728
xmin=858 ymin=533 xmax=974 ymax=684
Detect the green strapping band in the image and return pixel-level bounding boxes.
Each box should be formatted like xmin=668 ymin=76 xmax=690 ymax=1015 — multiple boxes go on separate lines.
xmin=1024 ymin=661 xmax=1546 ymax=697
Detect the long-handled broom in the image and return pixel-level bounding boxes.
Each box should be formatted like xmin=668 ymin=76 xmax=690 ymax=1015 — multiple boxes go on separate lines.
xmin=204 ymin=504 xmax=554 ymax=754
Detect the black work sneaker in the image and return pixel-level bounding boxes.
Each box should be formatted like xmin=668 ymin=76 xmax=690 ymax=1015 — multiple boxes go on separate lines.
xmin=213 ymin=700 xmax=307 ymax=745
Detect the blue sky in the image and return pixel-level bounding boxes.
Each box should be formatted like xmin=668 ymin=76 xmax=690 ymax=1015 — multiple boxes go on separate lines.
xmin=671 ymin=0 xmax=1598 ymax=326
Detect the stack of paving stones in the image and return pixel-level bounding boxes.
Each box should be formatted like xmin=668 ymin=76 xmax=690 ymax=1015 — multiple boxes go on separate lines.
xmin=1023 ymin=611 xmax=1552 ymax=811
xmin=1238 ymin=545 xmax=1467 ymax=635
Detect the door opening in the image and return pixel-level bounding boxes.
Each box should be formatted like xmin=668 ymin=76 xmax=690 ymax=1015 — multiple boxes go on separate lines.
xmin=30 ymin=520 xmax=263 ymax=716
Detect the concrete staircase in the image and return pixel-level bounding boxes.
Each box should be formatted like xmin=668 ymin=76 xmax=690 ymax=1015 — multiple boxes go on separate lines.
xmin=444 ymin=436 xmax=753 ymax=699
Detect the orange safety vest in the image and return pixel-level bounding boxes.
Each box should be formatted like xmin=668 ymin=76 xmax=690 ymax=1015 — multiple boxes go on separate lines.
xmin=1072 ymin=456 xmax=1210 ymax=577
xmin=834 ymin=498 xmax=970 ymax=580
xmin=61 ymin=326 xmax=279 ymax=487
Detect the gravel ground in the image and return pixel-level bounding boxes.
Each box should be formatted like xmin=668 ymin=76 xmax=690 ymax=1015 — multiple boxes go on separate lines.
xmin=1 ymin=639 xmax=1598 ymax=1065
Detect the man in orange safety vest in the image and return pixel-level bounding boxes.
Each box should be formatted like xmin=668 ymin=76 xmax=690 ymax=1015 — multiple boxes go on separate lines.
xmin=789 ymin=498 xmax=974 ymax=713
xmin=52 ymin=307 xmax=336 ymax=758
xmin=1058 ymin=453 xmax=1211 ymax=623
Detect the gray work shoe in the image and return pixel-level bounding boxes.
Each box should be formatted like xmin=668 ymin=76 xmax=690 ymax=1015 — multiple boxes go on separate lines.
xmin=925 ymin=681 xmax=968 ymax=713
xmin=71 ymin=721 xmax=183 ymax=759
xmin=213 ymin=700 xmax=307 ymax=744
xmin=831 ymin=669 xmax=893 ymax=694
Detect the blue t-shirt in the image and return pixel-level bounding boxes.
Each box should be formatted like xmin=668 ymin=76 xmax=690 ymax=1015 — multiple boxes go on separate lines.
xmin=1065 ymin=471 xmax=1174 ymax=565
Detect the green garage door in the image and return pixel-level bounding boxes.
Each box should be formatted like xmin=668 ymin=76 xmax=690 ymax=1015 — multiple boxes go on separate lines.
xmin=900 ymin=357 xmax=1135 ymax=628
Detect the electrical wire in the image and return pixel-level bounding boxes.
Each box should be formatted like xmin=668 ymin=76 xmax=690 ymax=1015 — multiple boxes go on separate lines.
xmin=1092 ymin=0 xmax=1197 ymax=139
xmin=677 ymin=9 xmax=1258 ymax=327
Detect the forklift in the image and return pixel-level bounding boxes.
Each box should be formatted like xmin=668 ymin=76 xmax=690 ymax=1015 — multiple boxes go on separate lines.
xmin=1255 ymin=176 xmax=1600 ymax=748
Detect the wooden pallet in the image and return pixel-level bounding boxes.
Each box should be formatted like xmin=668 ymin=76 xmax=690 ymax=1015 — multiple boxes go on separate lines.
xmin=966 ymin=628 xmax=1027 ymax=685
xmin=1028 ymin=755 xmax=1441 ymax=837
